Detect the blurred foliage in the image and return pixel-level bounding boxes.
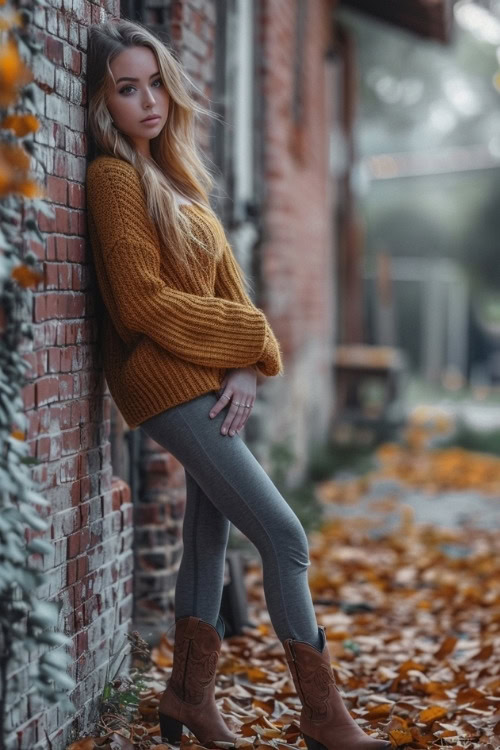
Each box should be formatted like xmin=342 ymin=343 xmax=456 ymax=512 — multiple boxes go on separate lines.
xmin=435 ymin=417 xmax=500 ymax=456
xmin=266 ymin=436 xmax=325 ymax=533
xmin=0 ymin=2 xmax=77 ymax=747
xmin=307 ymin=436 xmax=378 ymax=481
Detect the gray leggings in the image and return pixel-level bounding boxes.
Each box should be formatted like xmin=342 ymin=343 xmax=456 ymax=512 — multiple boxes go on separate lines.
xmin=139 ymin=390 xmax=321 ymax=648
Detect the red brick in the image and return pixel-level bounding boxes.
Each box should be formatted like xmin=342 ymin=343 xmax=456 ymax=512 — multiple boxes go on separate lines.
xmin=45 ymin=292 xmax=59 ymax=319
xmin=36 ymin=436 xmax=50 ymax=461
xmin=62 ymin=426 xmax=80 ymax=454
xmin=46 ymin=175 xmax=67 ymax=204
xmin=46 ymin=35 xmax=63 ymax=64
xmin=55 ymin=206 xmax=70 ymax=233
xmin=66 ymin=293 xmax=86 ymax=317
xmin=67 ymin=237 xmax=86 ymax=262
xmin=78 ymin=555 xmax=88 ymax=578
xmin=68 ymin=181 xmax=85 ymax=208
xmin=55 ymin=235 xmax=67 ymax=261
xmin=33 ymin=293 xmax=47 ymax=322
xmin=35 ymin=349 xmax=48 ymax=377
xmin=58 ymin=262 xmax=72 ymax=289
xmin=80 ymin=476 xmax=91 ymax=502
xmin=44 ymin=262 xmax=59 ymax=290
xmin=71 ymin=480 xmax=81 ymax=506
xmin=36 ymin=376 xmax=59 ymax=407
xmin=60 ymin=346 xmax=74 ymax=372
xmin=46 ymin=235 xmax=57 ymax=261
xmin=23 ymin=352 xmax=37 ymax=378
xmin=67 ymin=559 xmax=77 ymax=585
xmin=48 ymin=347 xmax=61 ymax=372
xmin=49 ymin=433 xmax=62 ymax=460
xmin=22 ymin=384 xmax=35 ymax=411
xmin=72 ymin=264 xmax=84 ymax=290
xmin=67 ymin=532 xmax=80 ymax=559
xmin=76 ymin=631 xmax=88 ymax=657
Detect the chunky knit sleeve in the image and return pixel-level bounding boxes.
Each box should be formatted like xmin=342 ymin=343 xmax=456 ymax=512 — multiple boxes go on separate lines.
xmin=214 ymin=240 xmax=284 ymax=377
xmin=86 ymin=158 xmax=270 ymax=370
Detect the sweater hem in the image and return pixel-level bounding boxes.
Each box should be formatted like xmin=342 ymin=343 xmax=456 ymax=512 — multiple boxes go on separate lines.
xmin=118 ymin=378 xmax=224 ymax=431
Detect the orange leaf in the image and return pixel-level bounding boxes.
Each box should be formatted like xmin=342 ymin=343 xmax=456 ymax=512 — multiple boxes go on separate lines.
xmin=1 ymin=113 xmax=39 ymax=136
xmin=457 ymin=687 xmax=487 ymax=704
xmin=399 ymin=660 xmax=425 ymax=676
xmin=388 ymin=727 xmax=412 ymax=746
xmin=475 ymin=643 xmax=493 ymax=661
xmin=0 ymin=141 xmax=30 ymax=170
xmin=252 ymin=698 xmax=275 ymax=714
xmin=418 ymin=705 xmax=448 ymax=723
xmin=11 ymin=264 xmax=43 ymax=288
xmin=246 ymin=666 xmax=270 ymax=683
xmin=16 ymin=180 xmax=44 ymax=198
xmin=434 ymin=635 xmax=457 ymax=660
xmin=365 ymin=704 xmax=392 ymax=719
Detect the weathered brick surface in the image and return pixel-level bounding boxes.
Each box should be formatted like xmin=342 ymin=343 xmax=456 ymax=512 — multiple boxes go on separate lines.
xmin=256 ymin=0 xmax=339 ymax=482
xmin=7 ymin=0 xmax=133 ymax=748
xmin=134 ymin=434 xmax=186 ymax=626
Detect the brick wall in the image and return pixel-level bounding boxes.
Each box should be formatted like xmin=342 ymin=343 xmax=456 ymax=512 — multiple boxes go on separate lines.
xmin=6 ymin=1 xmax=135 ymax=748
xmin=257 ymin=0 xmax=339 ymax=483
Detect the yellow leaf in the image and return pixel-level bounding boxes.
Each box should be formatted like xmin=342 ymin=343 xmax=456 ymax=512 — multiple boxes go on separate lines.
xmin=246 ymin=666 xmax=270 ymax=683
xmin=418 ymin=705 xmax=448 ymax=723
xmin=365 ymin=704 xmax=392 ymax=719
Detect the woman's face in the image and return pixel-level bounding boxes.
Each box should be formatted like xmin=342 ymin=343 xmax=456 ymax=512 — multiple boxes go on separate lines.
xmin=106 ymin=45 xmax=170 ymax=158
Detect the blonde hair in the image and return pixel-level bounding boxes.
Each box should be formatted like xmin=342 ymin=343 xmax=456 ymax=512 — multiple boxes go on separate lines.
xmin=87 ymin=17 xmax=227 ymax=270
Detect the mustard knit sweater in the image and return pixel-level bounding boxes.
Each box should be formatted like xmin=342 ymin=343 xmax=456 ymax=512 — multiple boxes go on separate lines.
xmin=86 ymin=155 xmax=284 ymax=429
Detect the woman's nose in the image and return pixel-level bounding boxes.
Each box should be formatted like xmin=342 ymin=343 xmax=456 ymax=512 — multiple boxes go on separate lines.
xmin=143 ymin=88 xmax=156 ymax=105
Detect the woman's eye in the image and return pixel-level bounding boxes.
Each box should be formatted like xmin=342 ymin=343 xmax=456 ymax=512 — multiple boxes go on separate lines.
xmin=119 ymin=80 xmax=162 ymax=95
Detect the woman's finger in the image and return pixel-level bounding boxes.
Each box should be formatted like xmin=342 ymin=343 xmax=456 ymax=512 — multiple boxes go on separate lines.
xmin=209 ymin=390 xmax=232 ymax=418
xmin=221 ymin=399 xmax=246 ymax=436
xmin=236 ymin=397 xmax=254 ymax=433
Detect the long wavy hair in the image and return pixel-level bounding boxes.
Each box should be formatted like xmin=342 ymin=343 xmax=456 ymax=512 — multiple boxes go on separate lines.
xmin=87 ymin=17 xmax=227 ymax=270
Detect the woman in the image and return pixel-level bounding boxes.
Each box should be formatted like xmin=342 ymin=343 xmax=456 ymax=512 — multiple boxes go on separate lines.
xmin=85 ymin=18 xmax=391 ymax=750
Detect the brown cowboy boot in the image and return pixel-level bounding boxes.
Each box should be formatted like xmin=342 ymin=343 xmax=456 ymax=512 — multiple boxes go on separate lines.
xmin=283 ymin=626 xmax=391 ymax=750
xmin=158 ymin=615 xmax=237 ymax=747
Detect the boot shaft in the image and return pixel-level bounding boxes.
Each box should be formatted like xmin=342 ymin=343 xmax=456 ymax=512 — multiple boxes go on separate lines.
xmin=169 ymin=615 xmax=224 ymax=704
xmin=283 ymin=626 xmax=335 ymax=721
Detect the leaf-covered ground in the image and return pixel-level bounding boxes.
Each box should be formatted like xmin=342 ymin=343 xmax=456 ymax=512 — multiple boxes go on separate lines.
xmin=67 ymin=410 xmax=500 ymax=750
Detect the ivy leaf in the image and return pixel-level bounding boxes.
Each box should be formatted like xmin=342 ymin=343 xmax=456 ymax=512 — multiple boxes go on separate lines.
xmin=17 ymin=502 xmax=49 ymax=531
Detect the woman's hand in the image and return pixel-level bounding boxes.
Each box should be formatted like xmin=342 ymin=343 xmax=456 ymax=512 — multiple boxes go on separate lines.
xmin=210 ymin=367 xmax=257 ymax=436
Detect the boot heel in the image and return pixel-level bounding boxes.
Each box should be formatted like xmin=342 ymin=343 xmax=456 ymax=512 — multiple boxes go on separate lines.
xmin=303 ymin=733 xmax=327 ymax=750
xmin=159 ymin=711 xmax=183 ymax=744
